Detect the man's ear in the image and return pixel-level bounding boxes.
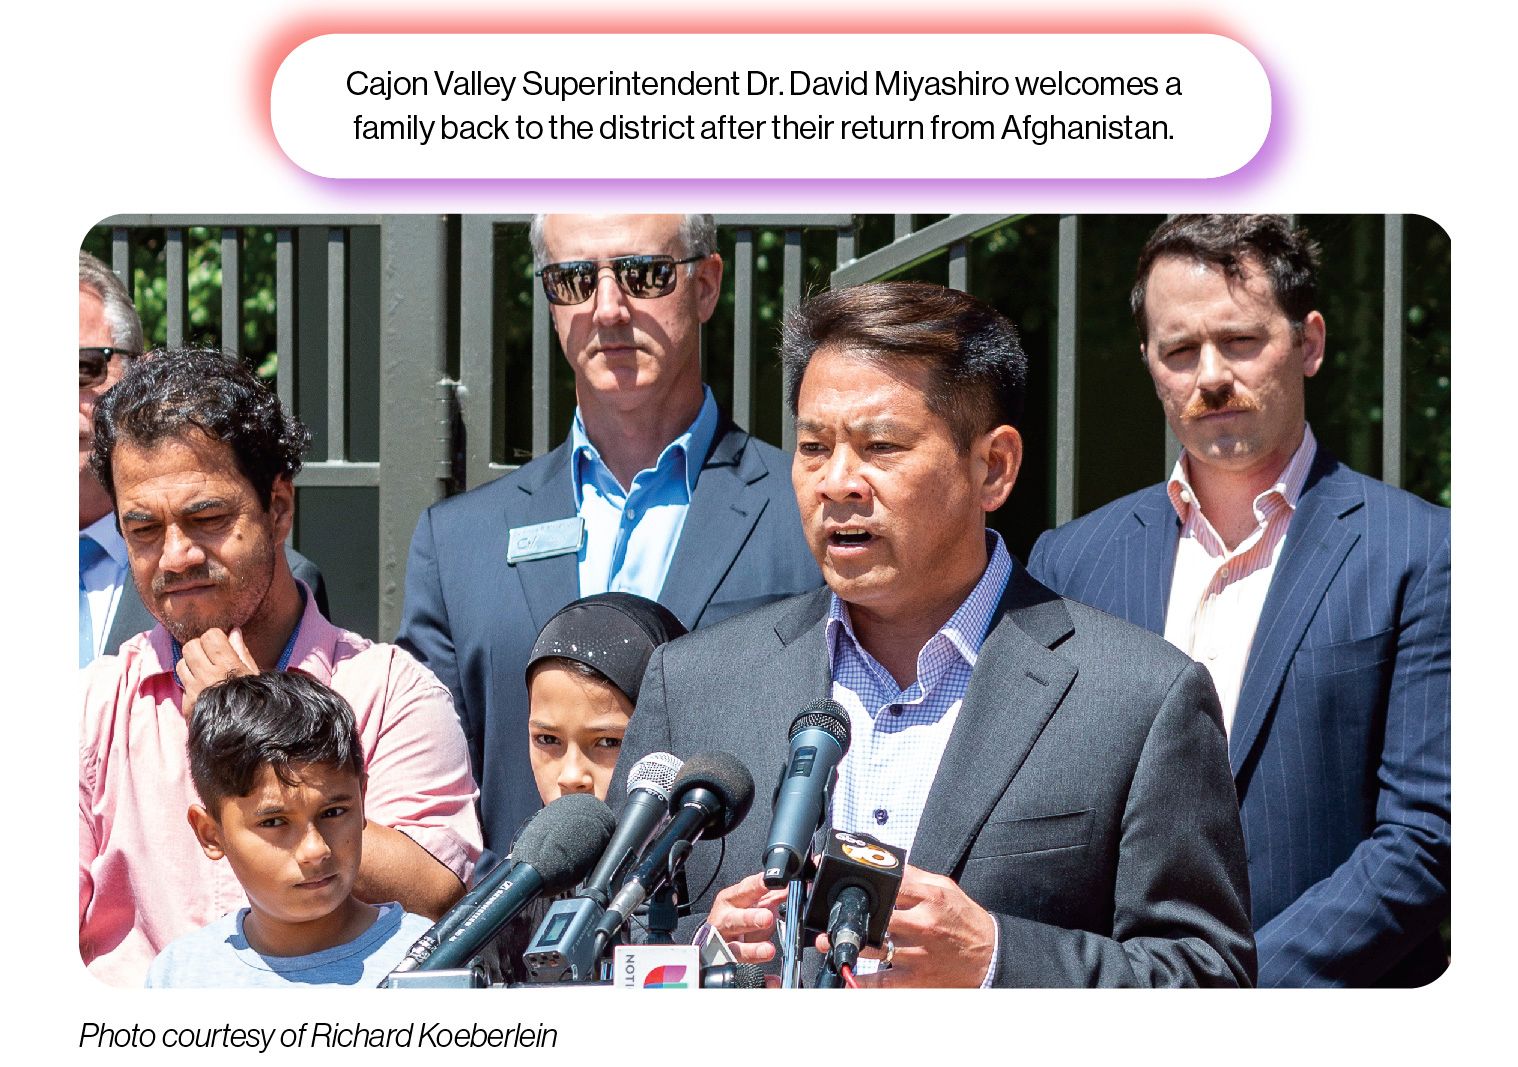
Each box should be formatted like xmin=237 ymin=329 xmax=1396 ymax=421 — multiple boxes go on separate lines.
xmin=187 ymin=804 xmax=226 ymax=862
xmin=1299 ymin=310 xmax=1327 ymax=379
xmin=694 ymin=253 xmax=724 ymax=324
xmin=268 ymin=474 xmax=295 ymax=543
xmin=979 ymin=425 xmax=1023 ymax=512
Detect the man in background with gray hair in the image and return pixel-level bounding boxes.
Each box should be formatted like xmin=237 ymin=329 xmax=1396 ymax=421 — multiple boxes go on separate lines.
xmin=78 ymin=251 xmax=326 ymax=664
xmin=400 ymin=214 xmax=820 ymax=851
xmin=78 ymin=252 xmax=145 ymax=665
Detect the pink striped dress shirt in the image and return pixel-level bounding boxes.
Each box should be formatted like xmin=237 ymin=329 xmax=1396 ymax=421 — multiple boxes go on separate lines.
xmin=1163 ymin=426 xmax=1317 ymax=733
xmin=79 ymin=589 xmax=482 ymax=987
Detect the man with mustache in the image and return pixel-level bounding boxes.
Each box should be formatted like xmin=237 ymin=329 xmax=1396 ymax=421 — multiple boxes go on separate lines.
xmin=399 ymin=214 xmax=820 ymax=852
xmin=76 ymin=251 xmax=327 ymax=663
xmin=80 ymin=349 xmax=482 ymax=986
xmin=1029 ymin=215 xmax=1450 ymax=986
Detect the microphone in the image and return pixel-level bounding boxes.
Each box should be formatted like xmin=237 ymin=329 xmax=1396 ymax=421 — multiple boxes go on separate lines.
xmin=521 ymin=753 xmax=683 ymax=983
xmin=583 ymin=752 xmax=683 ymax=905
xmin=415 ymin=793 xmax=616 ymax=971
xmin=592 ymin=752 xmax=755 ymax=951
xmin=762 ymin=699 xmax=851 ymax=888
xmin=802 ymin=829 xmax=906 ymax=973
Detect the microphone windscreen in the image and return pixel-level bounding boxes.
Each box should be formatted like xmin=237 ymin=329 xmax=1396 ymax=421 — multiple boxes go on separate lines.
xmin=511 ymin=792 xmax=618 ymax=892
xmin=733 ymin=963 xmax=767 ymax=989
xmin=627 ymin=751 xmax=683 ymax=803
xmin=789 ymin=697 xmax=851 ymax=753
xmin=671 ymin=751 xmax=755 ymax=836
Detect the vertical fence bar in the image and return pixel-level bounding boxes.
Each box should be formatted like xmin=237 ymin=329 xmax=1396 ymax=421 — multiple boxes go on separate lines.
xmin=220 ymin=228 xmax=241 ymax=356
xmin=532 ymin=280 xmax=552 ymax=458
xmin=165 ymin=228 xmax=188 ymax=347
xmin=948 ymin=240 xmax=969 ymax=291
xmin=781 ymin=228 xmax=803 ymax=452
xmin=733 ymin=228 xmax=755 ymax=431
xmin=893 ymin=215 xmax=912 ymax=242
xmin=1055 ymin=215 xmax=1080 ymax=527
xmin=275 ymin=229 xmax=296 ymax=414
xmin=1382 ymin=214 xmax=1405 ymax=488
xmin=835 ymin=221 xmax=856 ymax=268
xmin=111 ymin=228 xmax=131 ymax=298
xmin=378 ymin=215 xmax=451 ymax=638
xmin=458 ymin=216 xmax=497 ymax=488
xmin=327 ymin=228 xmax=348 ymax=463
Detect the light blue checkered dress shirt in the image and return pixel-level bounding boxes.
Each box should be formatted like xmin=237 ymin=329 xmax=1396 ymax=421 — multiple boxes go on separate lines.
xmin=826 ymin=530 xmax=1012 ymax=857
xmin=824 ymin=530 xmax=1012 ymax=984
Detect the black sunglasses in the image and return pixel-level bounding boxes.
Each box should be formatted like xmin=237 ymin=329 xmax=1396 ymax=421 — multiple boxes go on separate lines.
xmin=536 ymin=254 xmax=705 ymax=306
xmin=79 ymin=346 xmax=139 ymax=388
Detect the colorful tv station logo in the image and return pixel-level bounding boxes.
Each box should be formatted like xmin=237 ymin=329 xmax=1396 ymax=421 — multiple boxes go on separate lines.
xmin=642 ymin=965 xmax=689 ymax=989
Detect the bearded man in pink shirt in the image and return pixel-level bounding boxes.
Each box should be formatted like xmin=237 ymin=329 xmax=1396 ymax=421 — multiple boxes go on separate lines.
xmin=80 ymin=348 xmax=481 ymax=987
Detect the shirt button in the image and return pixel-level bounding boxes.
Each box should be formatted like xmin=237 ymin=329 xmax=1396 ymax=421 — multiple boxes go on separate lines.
xmin=873 ymin=808 xmax=889 ymax=825
xmin=1220 ymin=566 xmax=1230 ymax=578
xmin=1179 ymin=489 xmax=1193 ymax=504
xmin=625 ymin=508 xmax=637 ymax=521
xmin=1206 ymin=647 xmax=1219 ymax=660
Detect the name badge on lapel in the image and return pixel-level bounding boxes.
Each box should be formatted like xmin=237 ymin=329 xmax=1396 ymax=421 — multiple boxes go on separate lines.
xmin=507 ymin=517 xmax=585 ymax=565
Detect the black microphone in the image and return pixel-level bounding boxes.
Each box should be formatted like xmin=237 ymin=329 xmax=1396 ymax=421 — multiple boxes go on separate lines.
xmin=762 ymin=699 xmax=851 ymax=888
xmin=583 ymin=752 xmax=683 ymax=905
xmin=802 ymin=828 xmax=906 ymax=973
xmin=416 ymin=793 xmax=616 ymax=971
xmin=520 ymin=753 xmax=683 ymax=983
xmin=592 ymin=752 xmax=755 ymax=951
xmin=388 ymin=850 xmax=513 ymax=975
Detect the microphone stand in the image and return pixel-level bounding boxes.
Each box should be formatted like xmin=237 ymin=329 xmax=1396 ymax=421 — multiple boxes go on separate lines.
xmin=645 ymin=841 xmax=693 ymax=945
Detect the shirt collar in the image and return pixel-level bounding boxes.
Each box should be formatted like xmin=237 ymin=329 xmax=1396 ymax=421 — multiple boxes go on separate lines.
xmin=142 ymin=580 xmax=343 ymax=684
xmin=570 ymin=386 xmax=719 ymax=508
xmin=1167 ymin=423 xmax=1318 ymax=524
xmin=81 ymin=511 xmax=128 ymax=568
xmin=826 ymin=529 xmax=1014 ymax=674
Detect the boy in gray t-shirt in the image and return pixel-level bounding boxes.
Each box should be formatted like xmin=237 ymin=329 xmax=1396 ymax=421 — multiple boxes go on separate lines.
xmin=146 ymin=672 xmax=428 ymax=987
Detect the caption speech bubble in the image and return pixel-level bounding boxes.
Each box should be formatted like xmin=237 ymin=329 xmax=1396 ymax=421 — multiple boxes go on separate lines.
xmin=271 ymin=34 xmax=1271 ymax=179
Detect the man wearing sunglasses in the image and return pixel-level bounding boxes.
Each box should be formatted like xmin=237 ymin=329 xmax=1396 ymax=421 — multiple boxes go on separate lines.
xmin=77 ymin=252 xmax=327 ymax=666
xmin=399 ymin=214 xmax=822 ymax=852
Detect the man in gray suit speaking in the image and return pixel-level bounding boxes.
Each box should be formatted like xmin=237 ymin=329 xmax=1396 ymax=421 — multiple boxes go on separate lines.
xmin=613 ymin=281 xmax=1256 ymax=987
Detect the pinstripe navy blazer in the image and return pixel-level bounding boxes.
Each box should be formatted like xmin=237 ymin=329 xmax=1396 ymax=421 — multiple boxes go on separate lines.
xmin=1028 ymin=448 xmax=1450 ymax=987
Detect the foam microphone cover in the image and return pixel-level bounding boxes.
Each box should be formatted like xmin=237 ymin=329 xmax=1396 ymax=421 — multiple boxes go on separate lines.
xmin=511 ymin=792 xmax=618 ymax=893
xmin=669 ymin=751 xmax=755 ymax=837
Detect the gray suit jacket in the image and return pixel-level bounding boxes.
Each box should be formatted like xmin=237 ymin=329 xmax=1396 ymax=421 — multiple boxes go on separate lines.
xmin=613 ymin=566 xmax=1257 ymax=987
xmin=102 ymin=544 xmax=328 ymax=656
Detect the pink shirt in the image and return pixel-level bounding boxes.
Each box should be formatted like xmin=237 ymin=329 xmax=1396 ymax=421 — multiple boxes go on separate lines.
xmin=1163 ymin=426 xmax=1317 ymax=732
xmin=79 ymin=590 xmax=482 ymax=987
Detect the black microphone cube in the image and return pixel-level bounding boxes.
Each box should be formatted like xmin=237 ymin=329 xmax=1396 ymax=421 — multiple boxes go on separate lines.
xmin=802 ymin=829 xmax=906 ymax=946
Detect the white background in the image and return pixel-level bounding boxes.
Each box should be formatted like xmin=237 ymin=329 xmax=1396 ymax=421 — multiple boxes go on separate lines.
xmin=9 ymin=0 xmax=1504 ymax=1061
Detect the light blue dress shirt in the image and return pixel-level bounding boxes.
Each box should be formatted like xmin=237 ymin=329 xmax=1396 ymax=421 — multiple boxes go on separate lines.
xmin=570 ymin=387 xmax=720 ymax=600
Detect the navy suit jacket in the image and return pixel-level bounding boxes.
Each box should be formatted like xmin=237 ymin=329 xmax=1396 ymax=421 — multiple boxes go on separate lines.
xmin=1028 ymin=449 xmax=1450 ymax=986
xmin=397 ymin=418 xmax=822 ymax=852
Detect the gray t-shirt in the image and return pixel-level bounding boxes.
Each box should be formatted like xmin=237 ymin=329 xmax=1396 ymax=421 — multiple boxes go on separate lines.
xmin=145 ymin=903 xmax=429 ymax=988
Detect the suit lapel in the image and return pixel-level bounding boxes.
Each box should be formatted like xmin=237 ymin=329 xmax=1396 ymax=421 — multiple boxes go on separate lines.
xmin=910 ymin=569 xmax=1078 ymax=876
xmin=659 ymin=424 xmax=769 ymax=628
xmin=1228 ymin=453 xmax=1363 ymax=775
xmin=1126 ymin=488 xmax=1179 ymax=634
xmin=508 ymin=440 xmax=582 ymax=635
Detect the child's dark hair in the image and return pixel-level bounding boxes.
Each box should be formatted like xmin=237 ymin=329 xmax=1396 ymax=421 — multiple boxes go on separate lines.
xmin=188 ymin=672 xmax=364 ymax=816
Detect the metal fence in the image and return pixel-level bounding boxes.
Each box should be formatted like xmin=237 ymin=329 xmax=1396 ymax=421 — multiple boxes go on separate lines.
xmin=92 ymin=214 xmax=1447 ymax=641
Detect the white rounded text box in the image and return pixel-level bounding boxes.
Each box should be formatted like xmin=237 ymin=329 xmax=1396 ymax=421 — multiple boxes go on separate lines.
xmin=271 ymin=34 xmax=1271 ymax=179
